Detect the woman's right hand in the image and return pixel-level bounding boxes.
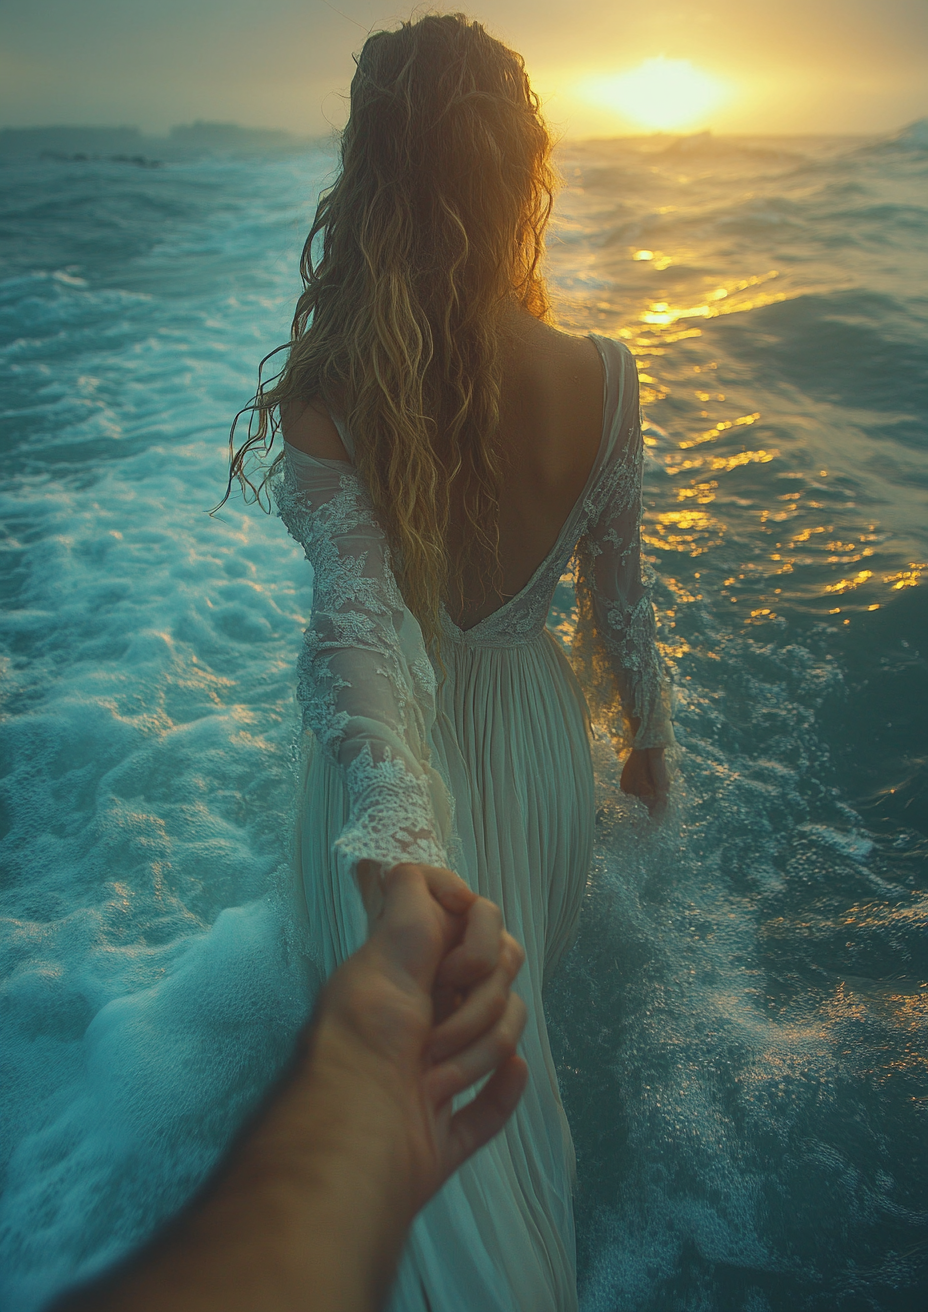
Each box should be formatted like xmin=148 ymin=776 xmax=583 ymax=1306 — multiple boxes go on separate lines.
xmin=620 ymin=746 xmax=670 ymax=820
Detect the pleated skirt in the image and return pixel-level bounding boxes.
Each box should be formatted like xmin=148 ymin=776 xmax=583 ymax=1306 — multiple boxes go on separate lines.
xmin=296 ymin=628 xmax=595 ymax=1312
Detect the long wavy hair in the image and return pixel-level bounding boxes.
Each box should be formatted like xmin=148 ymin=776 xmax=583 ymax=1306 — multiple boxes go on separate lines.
xmin=220 ymin=13 xmax=557 ymax=648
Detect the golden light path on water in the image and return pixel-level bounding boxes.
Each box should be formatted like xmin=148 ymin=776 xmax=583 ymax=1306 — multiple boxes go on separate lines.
xmin=546 ymin=149 xmax=927 ymax=655
xmin=536 ymin=137 xmax=928 ymax=1307
xmin=645 ymin=279 xmax=916 ymax=635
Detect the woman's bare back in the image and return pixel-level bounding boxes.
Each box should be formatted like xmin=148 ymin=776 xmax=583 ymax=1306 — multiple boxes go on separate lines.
xmin=282 ymin=307 xmax=605 ymax=629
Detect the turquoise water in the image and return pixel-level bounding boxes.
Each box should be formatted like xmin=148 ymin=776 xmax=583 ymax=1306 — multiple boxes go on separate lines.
xmin=1 ymin=127 xmax=926 ymax=1310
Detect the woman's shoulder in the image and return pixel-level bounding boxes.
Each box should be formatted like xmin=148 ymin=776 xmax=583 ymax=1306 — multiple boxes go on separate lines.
xmin=281 ymin=398 xmax=352 ymax=464
xmin=535 ymin=321 xmax=635 ymax=381
xmin=585 ymin=331 xmax=635 ymax=369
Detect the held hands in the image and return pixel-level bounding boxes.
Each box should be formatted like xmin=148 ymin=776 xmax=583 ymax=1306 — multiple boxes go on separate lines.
xmin=47 ymin=867 xmax=526 ymax=1312
xmin=318 ymin=863 xmax=527 ymax=1218
xmin=620 ymin=746 xmax=670 ymax=820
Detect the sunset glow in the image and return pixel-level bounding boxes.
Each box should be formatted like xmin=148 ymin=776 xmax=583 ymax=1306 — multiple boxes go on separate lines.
xmin=581 ymin=58 xmax=731 ymax=131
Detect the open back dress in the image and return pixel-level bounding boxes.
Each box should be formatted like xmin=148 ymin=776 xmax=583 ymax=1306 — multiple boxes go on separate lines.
xmin=273 ymin=334 xmax=674 ymax=1312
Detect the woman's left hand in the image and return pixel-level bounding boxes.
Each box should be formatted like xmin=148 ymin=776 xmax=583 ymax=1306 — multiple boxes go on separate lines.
xmin=620 ymin=746 xmax=670 ymax=820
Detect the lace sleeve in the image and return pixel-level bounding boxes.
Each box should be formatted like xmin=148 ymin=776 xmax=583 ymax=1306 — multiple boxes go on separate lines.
xmin=576 ymin=347 xmax=674 ymax=751
xmin=272 ymin=446 xmax=452 ymax=882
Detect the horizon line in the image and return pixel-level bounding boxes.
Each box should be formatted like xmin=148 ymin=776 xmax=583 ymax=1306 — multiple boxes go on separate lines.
xmin=3 ymin=118 xmax=921 ymax=141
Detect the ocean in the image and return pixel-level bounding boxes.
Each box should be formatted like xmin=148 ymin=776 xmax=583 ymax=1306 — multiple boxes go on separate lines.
xmin=1 ymin=125 xmax=926 ymax=1311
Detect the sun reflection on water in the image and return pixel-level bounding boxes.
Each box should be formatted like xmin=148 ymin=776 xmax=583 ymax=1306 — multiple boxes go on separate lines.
xmin=542 ymin=130 xmax=928 ymax=1308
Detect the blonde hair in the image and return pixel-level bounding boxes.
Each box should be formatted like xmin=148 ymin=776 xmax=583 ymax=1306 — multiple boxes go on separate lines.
xmin=221 ymin=13 xmax=556 ymax=648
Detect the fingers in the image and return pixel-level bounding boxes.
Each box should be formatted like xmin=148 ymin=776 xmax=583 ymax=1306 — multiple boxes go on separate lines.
xmin=639 ymin=781 xmax=667 ymax=819
xmin=648 ymin=749 xmax=670 ymax=794
xmin=435 ymin=895 xmax=503 ymax=990
xmin=376 ymin=865 xmax=518 ymax=1000
xmin=381 ymin=863 xmax=477 ymax=957
xmin=382 ymin=864 xmax=476 ymax=918
xmin=442 ymin=1057 xmax=528 ymax=1177
xmin=619 ymin=748 xmax=651 ymax=798
xmin=644 ymin=748 xmax=670 ymax=821
xmin=375 ymin=865 xmax=524 ymax=1022
xmin=426 ymin=992 xmax=528 ymax=1107
xmin=619 ymin=748 xmax=671 ymax=820
xmin=644 ymin=791 xmax=668 ymax=821
xmin=641 ymin=793 xmax=668 ymax=821
xmin=416 ymin=864 xmax=477 ymax=915
xmin=372 ymin=866 xmax=455 ymax=989
xmin=428 ymin=933 xmax=525 ymax=1065
xmin=357 ymin=859 xmax=385 ymax=923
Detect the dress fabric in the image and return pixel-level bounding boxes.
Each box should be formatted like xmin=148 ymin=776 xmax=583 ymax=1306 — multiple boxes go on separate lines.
xmin=273 ymin=334 xmax=674 ymax=1312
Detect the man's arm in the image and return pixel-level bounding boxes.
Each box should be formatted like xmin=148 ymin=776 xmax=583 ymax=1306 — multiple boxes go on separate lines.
xmin=51 ymin=864 xmax=526 ymax=1312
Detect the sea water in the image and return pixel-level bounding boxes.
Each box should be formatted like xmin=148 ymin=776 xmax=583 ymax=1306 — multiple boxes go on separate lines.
xmin=1 ymin=128 xmax=926 ymax=1311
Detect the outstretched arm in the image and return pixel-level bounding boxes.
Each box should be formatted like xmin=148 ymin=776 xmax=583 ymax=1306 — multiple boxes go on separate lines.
xmin=50 ymin=865 xmax=527 ymax=1312
xmin=275 ymin=441 xmax=454 ymax=894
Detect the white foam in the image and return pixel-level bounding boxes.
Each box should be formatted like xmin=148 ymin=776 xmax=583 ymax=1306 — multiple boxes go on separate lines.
xmin=3 ymin=138 xmax=925 ymax=1311
xmin=0 ymin=152 xmax=333 ymax=1308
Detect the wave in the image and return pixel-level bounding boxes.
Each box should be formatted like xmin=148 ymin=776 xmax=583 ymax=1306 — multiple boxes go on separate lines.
xmin=888 ymin=117 xmax=928 ymax=152
xmin=853 ymin=117 xmax=928 ymax=159
xmin=2 ymin=129 xmax=926 ymax=1312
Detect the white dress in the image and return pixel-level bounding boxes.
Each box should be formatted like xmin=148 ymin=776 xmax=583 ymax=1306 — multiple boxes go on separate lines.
xmin=273 ymin=335 xmax=673 ymax=1312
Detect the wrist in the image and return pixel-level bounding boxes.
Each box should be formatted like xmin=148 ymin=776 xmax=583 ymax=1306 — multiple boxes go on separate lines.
xmin=297 ymin=1010 xmax=422 ymax=1213
xmin=190 ymin=1022 xmax=417 ymax=1312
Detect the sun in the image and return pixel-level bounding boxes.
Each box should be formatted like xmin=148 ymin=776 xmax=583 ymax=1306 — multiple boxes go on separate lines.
xmin=581 ymin=57 xmax=730 ymax=132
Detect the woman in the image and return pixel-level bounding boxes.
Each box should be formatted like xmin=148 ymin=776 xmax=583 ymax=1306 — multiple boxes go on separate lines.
xmin=226 ymin=14 xmax=673 ymax=1310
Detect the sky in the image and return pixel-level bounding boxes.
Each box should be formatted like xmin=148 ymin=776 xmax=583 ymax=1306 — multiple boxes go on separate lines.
xmin=1 ymin=0 xmax=927 ymax=138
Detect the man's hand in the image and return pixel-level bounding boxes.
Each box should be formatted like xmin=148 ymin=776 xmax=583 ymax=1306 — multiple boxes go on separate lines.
xmin=620 ymin=746 xmax=670 ymax=819
xmin=50 ymin=866 xmax=527 ymax=1312
xmin=313 ymin=863 xmax=527 ymax=1218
